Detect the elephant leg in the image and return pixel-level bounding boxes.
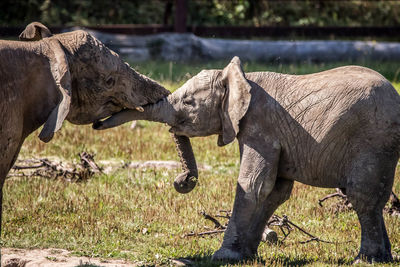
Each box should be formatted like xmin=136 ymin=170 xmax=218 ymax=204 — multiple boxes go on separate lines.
xmin=213 ymin=177 xmax=293 ymax=261
xmin=212 ymin=139 xmax=293 ymax=261
xmin=381 ymin=215 xmax=391 ymax=256
xmin=0 ymin=168 xmax=6 ymax=263
xmin=0 ymin=140 xmax=23 ymax=249
xmin=346 ymin=151 xmax=397 ymax=263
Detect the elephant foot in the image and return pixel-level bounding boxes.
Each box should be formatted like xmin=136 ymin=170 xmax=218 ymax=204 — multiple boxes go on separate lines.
xmin=211 ymin=247 xmax=243 ymax=262
xmin=354 ymin=251 xmax=393 ymax=264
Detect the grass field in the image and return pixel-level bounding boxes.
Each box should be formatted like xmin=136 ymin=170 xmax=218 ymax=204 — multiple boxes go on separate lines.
xmin=3 ymin=60 xmax=400 ymax=266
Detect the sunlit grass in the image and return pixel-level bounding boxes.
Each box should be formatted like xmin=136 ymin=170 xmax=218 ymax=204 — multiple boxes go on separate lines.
xmin=3 ymin=60 xmax=400 ymax=266
xmin=393 ymin=82 xmax=400 ymax=93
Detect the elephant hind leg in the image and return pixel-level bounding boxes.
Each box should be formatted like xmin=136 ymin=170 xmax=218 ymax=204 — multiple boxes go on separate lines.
xmin=346 ymin=151 xmax=397 ymax=263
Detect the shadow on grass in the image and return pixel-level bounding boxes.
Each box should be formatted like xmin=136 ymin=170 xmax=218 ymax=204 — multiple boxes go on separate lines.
xmin=172 ymin=254 xmax=314 ymax=267
xmin=171 ymin=254 xmax=400 ymax=266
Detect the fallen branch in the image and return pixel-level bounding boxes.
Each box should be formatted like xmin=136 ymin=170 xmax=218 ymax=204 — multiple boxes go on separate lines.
xmin=387 ymin=191 xmax=400 ymax=216
xmin=79 ymin=151 xmax=102 ymax=174
xmin=273 ymin=215 xmax=334 ymax=244
xmin=185 ymin=211 xmax=342 ymax=244
xmin=215 ymin=210 xmax=231 ymax=220
xmin=268 ymin=215 xmax=293 ymax=242
xmin=9 ymin=157 xmax=212 ymax=181
xmin=8 ymin=152 xmax=102 ymax=182
xmin=12 ymin=163 xmax=45 ymax=170
xmin=183 ymin=211 xmax=227 ymax=237
xmin=185 ymin=229 xmax=226 ymax=237
xmin=9 ymin=154 xmax=212 ymax=182
xmin=318 ymin=188 xmax=347 ymax=207
xmin=319 ymin=189 xmax=400 ymax=216
xmin=200 ymin=211 xmax=225 ymax=229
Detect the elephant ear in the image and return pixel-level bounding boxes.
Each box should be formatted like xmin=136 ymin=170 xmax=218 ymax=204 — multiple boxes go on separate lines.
xmin=19 ymin=22 xmax=52 ymax=41
xmin=217 ymin=56 xmax=252 ymax=146
xmin=38 ymin=39 xmax=72 ymax=143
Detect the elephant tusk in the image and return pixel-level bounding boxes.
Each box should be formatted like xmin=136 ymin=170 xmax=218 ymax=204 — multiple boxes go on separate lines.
xmin=136 ymin=106 xmax=144 ymax=112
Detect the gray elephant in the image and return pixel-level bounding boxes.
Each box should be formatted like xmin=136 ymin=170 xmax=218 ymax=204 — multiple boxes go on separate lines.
xmin=0 ymin=22 xmax=198 ymax=237
xmin=94 ymin=57 xmax=400 ymax=263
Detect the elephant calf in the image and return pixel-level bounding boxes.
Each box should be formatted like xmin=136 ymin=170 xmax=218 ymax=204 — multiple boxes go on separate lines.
xmin=0 ymin=22 xmax=172 ymax=236
xmin=95 ymin=57 xmax=400 ymax=263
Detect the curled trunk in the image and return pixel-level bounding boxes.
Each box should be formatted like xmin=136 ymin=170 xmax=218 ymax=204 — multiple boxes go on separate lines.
xmin=93 ymin=97 xmax=199 ymax=194
xmin=172 ymin=134 xmax=198 ymax=194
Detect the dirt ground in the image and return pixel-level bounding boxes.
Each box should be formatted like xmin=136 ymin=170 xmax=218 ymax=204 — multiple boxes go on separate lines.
xmin=1 ymin=248 xmax=138 ymax=267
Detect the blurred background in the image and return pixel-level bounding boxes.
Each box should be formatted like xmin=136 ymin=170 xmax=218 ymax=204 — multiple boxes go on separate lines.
xmin=1 ymin=0 xmax=400 ymax=33
xmin=1 ymin=0 xmax=399 ymax=89
xmin=1 ymin=0 xmax=399 ymax=36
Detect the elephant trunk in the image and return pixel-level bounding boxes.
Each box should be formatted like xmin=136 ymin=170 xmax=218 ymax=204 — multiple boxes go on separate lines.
xmin=172 ymin=134 xmax=198 ymax=194
xmin=136 ymin=72 xmax=170 ymax=104
xmin=93 ymin=95 xmax=199 ymax=194
xmin=120 ymin=63 xmax=170 ymax=110
xmin=93 ymin=97 xmax=175 ymax=125
xmin=144 ymin=98 xmax=199 ymax=193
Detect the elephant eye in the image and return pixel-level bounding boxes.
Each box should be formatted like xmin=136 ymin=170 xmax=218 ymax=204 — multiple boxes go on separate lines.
xmin=183 ymin=99 xmax=192 ymax=106
xmin=183 ymin=96 xmax=195 ymax=106
xmin=106 ymin=76 xmax=115 ymax=87
xmin=177 ymin=117 xmax=187 ymax=125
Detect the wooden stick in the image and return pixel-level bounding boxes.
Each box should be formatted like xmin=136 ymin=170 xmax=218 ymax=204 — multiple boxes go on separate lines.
xmin=185 ymin=229 xmax=226 ymax=237
xmin=318 ymin=190 xmax=347 ymax=207
xmin=200 ymin=211 xmax=225 ymax=229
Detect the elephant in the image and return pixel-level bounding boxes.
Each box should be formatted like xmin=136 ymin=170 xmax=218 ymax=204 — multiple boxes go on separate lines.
xmin=94 ymin=57 xmax=400 ymax=263
xmin=0 ymin=22 xmax=197 ymax=238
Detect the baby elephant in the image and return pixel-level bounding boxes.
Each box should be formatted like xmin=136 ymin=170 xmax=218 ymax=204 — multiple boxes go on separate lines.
xmin=95 ymin=57 xmax=400 ymax=263
xmin=0 ymin=22 xmax=170 ymax=237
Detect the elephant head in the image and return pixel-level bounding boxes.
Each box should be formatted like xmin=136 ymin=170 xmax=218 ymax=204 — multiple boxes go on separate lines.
xmin=94 ymin=57 xmax=252 ymax=193
xmin=19 ymin=22 xmax=170 ymax=142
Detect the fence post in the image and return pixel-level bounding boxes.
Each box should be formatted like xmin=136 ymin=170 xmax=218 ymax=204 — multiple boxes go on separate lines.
xmin=174 ymin=0 xmax=187 ymax=33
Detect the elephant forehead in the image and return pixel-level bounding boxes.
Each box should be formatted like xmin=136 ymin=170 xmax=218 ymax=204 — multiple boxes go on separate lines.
xmin=178 ymin=76 xmax=207 ymax=98
xmin=192 ymin=70 xmax=216 ymax=97
xmin=193 ymin=71 xmax=211 ymax=87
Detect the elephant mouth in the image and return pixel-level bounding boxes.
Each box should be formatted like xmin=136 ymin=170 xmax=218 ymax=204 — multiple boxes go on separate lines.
xmin=168 ymin=127 xmax=178 ymax=134
xmin=168 ymin=127 xmax=192 ymax=138
xmin=92 ymin=108 xmax=126 ymax=129
xmin=92 ymin=119 xmax=105 ymax=130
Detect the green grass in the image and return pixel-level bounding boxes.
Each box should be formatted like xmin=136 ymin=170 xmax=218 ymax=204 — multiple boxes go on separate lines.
xmin=3 ymin=60 xmax=400 ymax=266
xmin=394 ymin=83 xmax=400 ymax=94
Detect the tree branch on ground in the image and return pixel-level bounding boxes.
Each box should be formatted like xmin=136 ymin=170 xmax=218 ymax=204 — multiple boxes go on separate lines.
xmin=8 ymin=152 xmax=102 ymax=182
xmin=184 ymin=211 xmax=346 ymax=244
xmin=200 ymin=211 xmax=225 ymax=229
xmin=8 ymin=153 xmax=211 ymax=181
xmin=319 ymin=189 xmax=400 ymax=216
xmin=318 ymin=188 xmax=347 ymax=207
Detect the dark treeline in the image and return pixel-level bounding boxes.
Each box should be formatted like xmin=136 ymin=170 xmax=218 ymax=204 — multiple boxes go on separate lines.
xmin=1 ymin=0 xmax=399 ymax=27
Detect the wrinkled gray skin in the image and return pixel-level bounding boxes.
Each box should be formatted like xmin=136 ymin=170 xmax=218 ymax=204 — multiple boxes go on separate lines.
xmin=94 ymin=57 xmax=400 ymax=263
xmin=18 ymin=23 xmax=198 ymax=195
xmin=0 ymin=22 xmax=171 ymax=236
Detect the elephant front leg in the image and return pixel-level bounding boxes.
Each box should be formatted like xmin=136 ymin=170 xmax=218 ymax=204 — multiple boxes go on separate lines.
xmin=212 ymin=139 xmax=293 ymax=261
